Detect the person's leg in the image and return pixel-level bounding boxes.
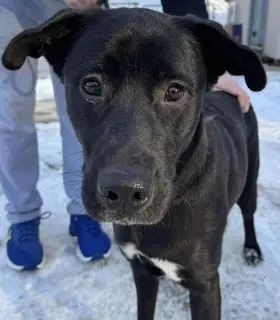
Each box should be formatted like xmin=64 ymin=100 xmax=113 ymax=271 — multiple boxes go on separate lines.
xmin=0 ymin=2 xmax=43 ymax=270
xmin=49 ymin=72 xmax=84 ymax=217
xmin=43 ymin=0 xmax=111 ymax=261
xmin=50 ymin=64 xmax=111 ymax=262
xmin=161 ymin=0 xmax=208 ymax=18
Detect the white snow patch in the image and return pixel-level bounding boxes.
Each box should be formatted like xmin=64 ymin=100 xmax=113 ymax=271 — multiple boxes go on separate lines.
xmin=36 ymin=78 xmax=54 ymax=101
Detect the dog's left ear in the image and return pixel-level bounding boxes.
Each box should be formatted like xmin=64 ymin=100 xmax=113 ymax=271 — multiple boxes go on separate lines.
xmin=174 ymin=14 xmax=267 ymax=91
xmin=2 ymin=8 xmax=100 ymax=77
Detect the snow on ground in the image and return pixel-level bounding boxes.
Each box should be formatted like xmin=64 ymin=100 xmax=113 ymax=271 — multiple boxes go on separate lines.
xmin=36 ymin=78 xmax=55 ymax=101
xmin=1 ymin=2 xmax=280 ymax=319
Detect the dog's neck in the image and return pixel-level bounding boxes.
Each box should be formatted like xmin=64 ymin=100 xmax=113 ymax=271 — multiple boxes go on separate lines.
xmin=174 ymin=113 xmax=209 ymax=196
xmin=174 ymin=84 xmax=210 ymax=187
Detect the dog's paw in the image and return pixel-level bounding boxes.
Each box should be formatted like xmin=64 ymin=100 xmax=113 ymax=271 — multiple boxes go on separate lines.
xmin=243 ymin=246 xmax=263 ymax=266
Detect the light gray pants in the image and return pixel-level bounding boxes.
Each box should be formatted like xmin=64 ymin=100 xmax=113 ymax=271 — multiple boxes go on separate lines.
xmin=0 ymin=0 xmax=86 ymax=223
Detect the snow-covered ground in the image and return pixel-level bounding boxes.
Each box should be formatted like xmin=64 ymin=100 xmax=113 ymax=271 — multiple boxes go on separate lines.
xmin=1 ymin=1 xmax=280 ymax=320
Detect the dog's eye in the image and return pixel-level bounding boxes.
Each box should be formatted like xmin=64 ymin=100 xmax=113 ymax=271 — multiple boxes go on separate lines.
xmin=164 ymin=85 xmax=185 ymax=102
xmin=81 ymin=77 xmax=102 ymax=96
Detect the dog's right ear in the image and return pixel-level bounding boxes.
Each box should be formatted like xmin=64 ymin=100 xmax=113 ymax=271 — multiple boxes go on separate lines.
xmin=173 ymin=14 xmax=267 ymax=92
xmin=2 ymin=8 xmax=99 ymax=77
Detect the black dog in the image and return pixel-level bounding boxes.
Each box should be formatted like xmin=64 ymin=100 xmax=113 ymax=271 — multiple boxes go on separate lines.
xmin=2 ymin=7 xmax=267 ymax=319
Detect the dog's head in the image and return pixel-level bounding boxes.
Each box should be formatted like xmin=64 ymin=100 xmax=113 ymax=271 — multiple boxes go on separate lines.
xmin=2 ymin=8 xmax=266 ymax=225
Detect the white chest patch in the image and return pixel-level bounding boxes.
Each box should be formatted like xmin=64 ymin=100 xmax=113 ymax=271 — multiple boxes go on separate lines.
xmin=120 ymin=242 xmax=182 ymax=282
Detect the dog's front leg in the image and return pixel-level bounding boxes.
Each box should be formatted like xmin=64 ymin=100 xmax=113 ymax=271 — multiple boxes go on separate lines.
xmin=189 ymin=273 xmax=221 ymax=320
xmin=131 ymin=260 xmax=159 ymax=320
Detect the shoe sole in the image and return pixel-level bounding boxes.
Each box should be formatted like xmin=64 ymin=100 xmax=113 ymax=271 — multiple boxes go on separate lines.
xmin=6 ymin=251 xmax=45 ymax=271
xmin=71 ymin=236 xmax=112 ymax=263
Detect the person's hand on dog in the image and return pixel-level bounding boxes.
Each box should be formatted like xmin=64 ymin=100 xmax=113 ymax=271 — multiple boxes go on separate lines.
xmin=213 ymin=74 xmax=251 ymax=113
xmin=64 ymin=0 xmax=100 ymax=9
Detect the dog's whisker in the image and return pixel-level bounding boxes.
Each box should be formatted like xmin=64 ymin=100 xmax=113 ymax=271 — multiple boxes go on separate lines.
xmin=171 ymin=184 xmax=195 ymax=214
xmin=61 ymin=173 xmax=84 ymax=178
xmin=41 ymin=183 xmax=66 ymax=193
xmin=40 ymin=182 xmax=83 ymax=193
xmin=64 ymin=151 xmax=83 ymax=159
xmin=62 ymin=170 xmax=84 ymax=174
xmin=63 ymin=183 xmax=83 ymax=187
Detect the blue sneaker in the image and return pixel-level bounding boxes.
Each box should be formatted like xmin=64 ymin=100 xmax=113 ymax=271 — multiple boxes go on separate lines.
xmin=6 ymin=218 xmax=44 ymax=271
xmin=69 ymin=215 xmax=111 ymax=263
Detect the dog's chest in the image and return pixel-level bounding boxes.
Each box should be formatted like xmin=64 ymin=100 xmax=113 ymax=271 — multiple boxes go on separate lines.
xmin=120 ymin=243 xmax=183 ymax=282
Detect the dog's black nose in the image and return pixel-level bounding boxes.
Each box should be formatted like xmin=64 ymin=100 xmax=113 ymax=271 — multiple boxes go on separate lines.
xmin=98 ymin=166 xmax=152 ymax=213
